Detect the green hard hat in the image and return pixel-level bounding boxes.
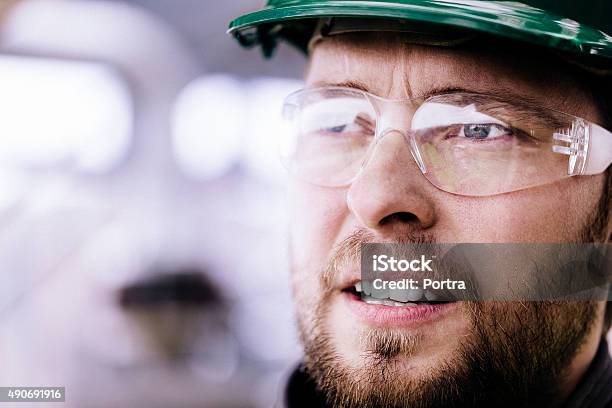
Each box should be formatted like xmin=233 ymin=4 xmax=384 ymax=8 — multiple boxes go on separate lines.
xmin=228 ymin=0 xmax=612 ymax=63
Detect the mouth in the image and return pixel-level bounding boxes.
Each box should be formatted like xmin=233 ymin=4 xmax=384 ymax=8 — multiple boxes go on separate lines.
xmin=341 ymin=281 xmax=457 ymax=327
xmin=343 ymin=281 xmax=454 ymax=306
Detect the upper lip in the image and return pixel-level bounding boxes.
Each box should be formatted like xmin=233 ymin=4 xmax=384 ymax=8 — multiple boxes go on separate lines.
xmin=336 ymin=265 xmax=362 ymax=291
xmin=338 ymin=267 xmax=431 ymax=290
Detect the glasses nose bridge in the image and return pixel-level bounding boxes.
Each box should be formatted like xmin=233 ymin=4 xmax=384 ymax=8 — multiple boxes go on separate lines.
xmin=369 ymin=100 xmax=427 ymax=174
xmin=371 ymin=97 xmax=412 ymax=134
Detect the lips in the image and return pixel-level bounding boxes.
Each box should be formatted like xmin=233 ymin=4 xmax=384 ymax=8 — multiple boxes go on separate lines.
xmin=347 ymin=281 xmax=448 ymax=305
xmin=340 ymin=280 xmax=457 ymax=327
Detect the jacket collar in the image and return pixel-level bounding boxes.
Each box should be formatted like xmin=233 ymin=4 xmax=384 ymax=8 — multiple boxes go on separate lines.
xmin=283 ymin=338 xmax=612 ymax=408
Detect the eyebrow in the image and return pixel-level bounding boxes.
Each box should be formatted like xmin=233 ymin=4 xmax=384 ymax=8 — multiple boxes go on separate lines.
xmin=310 ymin=80 xmax=371 ymax=93
xmin=313 ymin=80 xmax=539 ymax=106
xmin=432 ymin=91 xmax=568 ymax=128
xmin=310 ymin=81 xmax=567 ymax=128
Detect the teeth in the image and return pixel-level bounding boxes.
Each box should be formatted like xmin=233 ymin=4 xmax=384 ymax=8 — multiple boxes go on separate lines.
xmin=389 ymin=288 xmax=410 ymax=302
xmin=393 ymin=301 xmax=417 ymax=307
xmin=405 ymin=287 xmax=424 ymax=302
xmin=424 ymin=290 xmax=439 ymax=301
xmin=371 ymin=285 xmax=389 ymax=300
xmin=374 ymin=286 xmax=423 ymax=302
xmin=356 ymin=282 xmax=434 ymax=306
xmin=362 ymin=295 xmax=418 ymax=307
xmin=362 ymin=281 xmax=372 ymax=296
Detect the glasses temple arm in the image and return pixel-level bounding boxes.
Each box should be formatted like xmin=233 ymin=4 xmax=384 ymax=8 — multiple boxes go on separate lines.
xmin=584 ymin=123 xmax=612 ymax=175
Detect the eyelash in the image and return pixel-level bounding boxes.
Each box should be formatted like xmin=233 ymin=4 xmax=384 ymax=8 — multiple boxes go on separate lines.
xmin=323 ymin=115 xmax=375 ymax=135
xmin=441 ymin=124 xmax=538 ymax=144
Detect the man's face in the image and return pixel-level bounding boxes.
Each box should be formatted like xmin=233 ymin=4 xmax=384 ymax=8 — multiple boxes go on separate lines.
xmin=289 ymin=34 xmax=607 ymax=407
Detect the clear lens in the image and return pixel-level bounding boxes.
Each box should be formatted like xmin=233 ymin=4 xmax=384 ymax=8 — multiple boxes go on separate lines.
xmin=411 ymin=93 xmax=574 ymax=196
xmin=281 ymin=87 xmax=590 ymax=196
xmin=282 ymin=88 xmax=377 ymax=186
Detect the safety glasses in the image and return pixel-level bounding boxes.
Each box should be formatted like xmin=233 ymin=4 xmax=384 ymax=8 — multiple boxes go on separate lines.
xmin=281 ymin=86 xmax=612 ymax=196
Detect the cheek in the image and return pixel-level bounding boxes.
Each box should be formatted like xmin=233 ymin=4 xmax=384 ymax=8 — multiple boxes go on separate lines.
xmin=442 ymin=176 xmax=604 ymax=242
xmin=288 ymin=181 xmax=350 ymax=271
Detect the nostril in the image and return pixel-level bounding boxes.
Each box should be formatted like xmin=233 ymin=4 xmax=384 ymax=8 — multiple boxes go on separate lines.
xmin=379 ymin=212 xmax=418 ymax=226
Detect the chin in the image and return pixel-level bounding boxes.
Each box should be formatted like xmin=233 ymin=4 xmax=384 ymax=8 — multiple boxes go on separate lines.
xmin=325 ymin=297 xmax=470 ymax=375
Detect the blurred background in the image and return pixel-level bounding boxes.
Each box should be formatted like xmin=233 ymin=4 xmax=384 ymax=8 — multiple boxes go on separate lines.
xmin=2 ymin=2 xmax=609 ymax=407
xmin=0 ymin=0 xmax=306 ymax=407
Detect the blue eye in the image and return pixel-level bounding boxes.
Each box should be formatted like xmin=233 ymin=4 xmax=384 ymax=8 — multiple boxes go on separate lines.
xmin=464 ymin=124 xmax=491 ymax=139
xmin=326 ymin=124 xmax=348 ymax=133
xmin=463 ymin=123 xmax=510 ymax=139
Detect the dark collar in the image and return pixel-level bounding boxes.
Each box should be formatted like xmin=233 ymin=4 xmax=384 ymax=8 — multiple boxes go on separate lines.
xmin=283 ymin=362 xmax=327 ymax=408
xmin=284 ymin=339 xmax=612 ymax=408
xmin=563 ymin=338 xmax=612 ymax=408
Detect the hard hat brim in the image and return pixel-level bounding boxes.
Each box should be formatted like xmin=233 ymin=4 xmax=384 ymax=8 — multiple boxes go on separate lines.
xmin=228 ymin=1 xmax=612 ymax=59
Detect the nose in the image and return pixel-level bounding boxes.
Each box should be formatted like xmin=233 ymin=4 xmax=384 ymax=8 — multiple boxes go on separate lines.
xmin=346 ymin=130 xmax=436 ymax=235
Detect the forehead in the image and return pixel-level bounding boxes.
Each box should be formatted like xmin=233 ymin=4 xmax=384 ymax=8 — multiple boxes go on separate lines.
xmin=306 ymin=33 xmax=598 ymax=121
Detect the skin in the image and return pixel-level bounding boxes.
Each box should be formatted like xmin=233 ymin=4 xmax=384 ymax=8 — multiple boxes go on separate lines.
xmin=289 ymin=33 xmax=607 ymax=403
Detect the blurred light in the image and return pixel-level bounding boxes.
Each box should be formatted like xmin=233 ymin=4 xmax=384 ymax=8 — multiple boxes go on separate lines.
xmin=172 ymin=75 xmax=302 ymax=184
xmin=245 ymin=78 xmax=302 ymax=185
xmin=172 ymin=75 xmax=245 ymax=180
xmin=0 ymin=168 xmax=27 ymax=212
xmin=0 ymin=55 xmax=133 ymax=173
xmin=232 ymin=294 xmax=300 ymax=363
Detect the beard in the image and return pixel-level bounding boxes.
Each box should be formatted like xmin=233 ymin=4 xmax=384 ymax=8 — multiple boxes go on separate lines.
xmin=292 ymin=228 xmax=602 ymax=408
